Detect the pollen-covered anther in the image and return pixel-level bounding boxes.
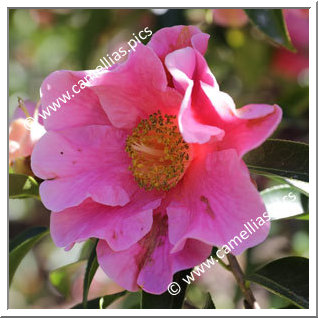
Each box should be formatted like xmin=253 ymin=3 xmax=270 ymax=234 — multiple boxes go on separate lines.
xmin=125 ymin=110 xmax=190 ymax=191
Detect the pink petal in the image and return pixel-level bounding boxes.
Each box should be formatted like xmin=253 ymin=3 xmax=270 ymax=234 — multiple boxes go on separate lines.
xmin=165 ymin=47 xmax=217 ymax=92
xmin=97 ymin=211 xmax=211 ymax=294
xmin=9 ymin=101 xmax=46 ymax=162
xmin=90 ymin=44 xmax=182 ymax=129
xmin=9 ymin=119 xmax=45 ymax=164
xmin=166 ymin=46 xmax=282 ymax=155
xmin=39 ymin=70 xmax=110 ymax=131
xmin=230 ymin=104 xmax=282 ymax=156
xmin=165 ymin=47 xmax=223 ymax=144
xmin=97 ymin=240 xmax=140 ymax=292
xmin=167 ymin=149 xmax=270 ymax=255
xmin=9 ymin=119 xmax=33 ymax=160
xmin=177 ymin=80 xmax=224 ymax=144
xmin=202 ymin=82 xmax=283 ymax=156
xmin=148 ymin=25 xmax=209 ymax=62
xmin=50 ymin=189 xmax=162 ymax=251
xmin=284 ymin=9 xmax=309 ymax=50
xmin=137 ymin=236 xmax=211 ymax=294
xmin=31 ymin=125 xmax=135 ymax=211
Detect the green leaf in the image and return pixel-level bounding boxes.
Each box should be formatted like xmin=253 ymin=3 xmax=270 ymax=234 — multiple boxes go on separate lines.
xmin=261 ymin=184 xmax=308 ymax=221
xmin=265 ymin=175 xmax=309 ymax=197
xmin=82 ymin=239 xmax=99 ymax=309
xmin=50 ymin=260 xmax=86 ymax=298
xmin=204 ymin=292 xmax=216 ymax=309
xmin=9 ymin=227 xmax=49 ymax=286
xmin=244 ymin=139 xmax=309 ymax=182
xmin=72 ymin=291 xmax=126 ymax=309
xmin=9 ymin=173 xmax=39 ymax=199
xmin=120 ymin=291 xmax=141 ymax=309
xmin=246 ymin=257 xmax=309 ymax=308
xmin=78 ymin=239 xmax=95 ymax=260
xmin=141 ymin=269 xmax=191 ymax=308
xmin=283 ymin=178 xmax=309 ymax=197
xmin=244 ymin=9 xmax=295 ymax=51
xmin=294 ymin=212 xmax=309 ymax=221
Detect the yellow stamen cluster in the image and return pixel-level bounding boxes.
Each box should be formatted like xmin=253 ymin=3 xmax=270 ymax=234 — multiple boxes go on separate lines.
xmin=125 ymin=110 xmax=190 ymax=191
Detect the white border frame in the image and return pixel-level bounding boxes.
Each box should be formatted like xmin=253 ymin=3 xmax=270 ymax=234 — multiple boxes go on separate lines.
xmin=2 ymin=1 xmax=316 ymax=316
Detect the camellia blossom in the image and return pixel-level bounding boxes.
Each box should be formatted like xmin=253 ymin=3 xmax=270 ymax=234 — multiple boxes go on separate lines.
xmin=31 ymin=25 xmax=282 ymax=294
xmin=9 ymin=100 xmax=45 ymax=172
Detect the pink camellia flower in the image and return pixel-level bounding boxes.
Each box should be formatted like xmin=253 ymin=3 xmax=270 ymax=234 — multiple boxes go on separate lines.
xmin=31 ymin=25 xmax=282 ymax=294
xmin=9 ymin=100 xmax=45 ymax=172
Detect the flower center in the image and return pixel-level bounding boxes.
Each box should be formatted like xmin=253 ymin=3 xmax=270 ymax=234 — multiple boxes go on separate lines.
xmin=125 ymin=110 xmax=190 ymax=191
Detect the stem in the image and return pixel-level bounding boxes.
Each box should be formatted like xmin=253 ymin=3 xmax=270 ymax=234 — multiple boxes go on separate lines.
xmin=18 ymin=97 xmax=31 ymax=118
xmin=226 ymin=253 xmax=260 ymax=309
xmin=217 ymin=258 xmax=231 ymax=271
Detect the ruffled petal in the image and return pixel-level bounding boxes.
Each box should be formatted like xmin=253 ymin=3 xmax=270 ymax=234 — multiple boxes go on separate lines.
xmin=201 ymin=83 xmax=282 ymax=156
xmin=167 ymin=149 xmax=270 ymax=255
xmin=165 ymin=46 xmax=282 ymax=155
xmin=148 ymin=25 xmax=209 ymax=62
xmin=90 ymin=44 xmax=182 ymax=129
xmin=39 ymin=70 xmax=110 ymax=131
xmin=31 ymin=125 xmax=135 ymax=211
xmin=97 ymin=210 xmax=211 ymax=294
xmin=50 ymin=189 xmax=162 ymax=251
xmin=165 ymin=47 xmax=223 ymax=144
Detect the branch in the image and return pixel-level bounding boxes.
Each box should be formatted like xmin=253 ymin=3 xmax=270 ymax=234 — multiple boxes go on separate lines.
xmin=226 ymin=253 xmax=260 ymax=309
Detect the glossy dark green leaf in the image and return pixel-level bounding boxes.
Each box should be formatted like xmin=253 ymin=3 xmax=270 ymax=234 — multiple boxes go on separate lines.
xmin=267 ymin=176 xmax=309 ymax=197
xmin=82 ymin=239 xmax=99 ymax=309
xmin=204 ymin=292 xmax=216 ymax=309
xmin=261 ymin=184 xmax=308 ymax=221
xmin=244 ymin=9 xmax=295 ymax=51
xmin=9 ymin=173 xmax=39 ymax=199
xmin=9 ymin=227 xmax=49 ymax=286
xmin=72 ymin=291 xmax=126 ymax=309
xmin=261 ymin=172 xmax=309 ymax=197
xmin=50 ymin=260 xmax=85 ymax=298
xmin=246 ymin=257 xmax=309 ymax=308
xmin=141 ymin=269 xmax=191 ymax=308
xmin=283 ymin=178 xmax=309 ymax=196
xmin=244 ymin=139 xmax=309 ymax=182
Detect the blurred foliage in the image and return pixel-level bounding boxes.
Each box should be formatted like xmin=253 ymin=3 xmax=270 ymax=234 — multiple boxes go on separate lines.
xmin=9 ymin=8 xmax=309 ymax=309
xmin=9 ymin=173 xmax=39 ymax=199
